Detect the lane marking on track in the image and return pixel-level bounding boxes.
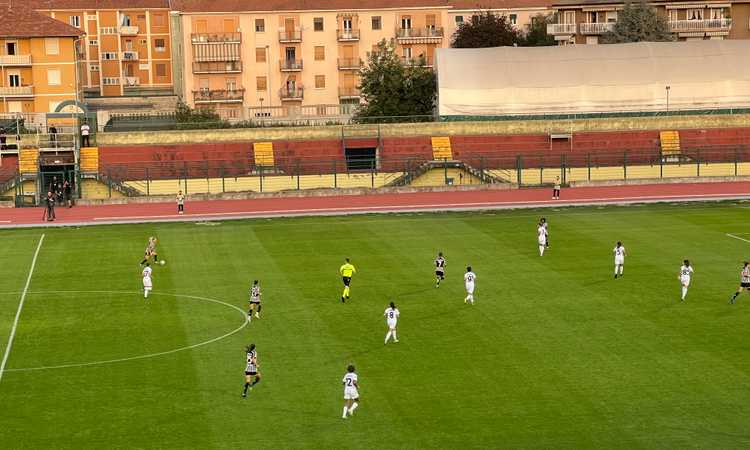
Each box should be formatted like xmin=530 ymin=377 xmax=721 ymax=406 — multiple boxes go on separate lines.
xmin=0 ymin=221 xmax=10 ymax=223
xmin=90 ymin=192 xmax=750 ymax=222
xmin=0 ymin=234 xmax=44 ymax=383
xmin=1 ymin=290 xmax=248 ymax=373
xmin=726 ymin=233 xmax=750 ymax=244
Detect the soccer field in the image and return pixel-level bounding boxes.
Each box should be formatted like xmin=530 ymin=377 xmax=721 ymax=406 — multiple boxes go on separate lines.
xmin=1 ymin=202 xmax=749 ymax=449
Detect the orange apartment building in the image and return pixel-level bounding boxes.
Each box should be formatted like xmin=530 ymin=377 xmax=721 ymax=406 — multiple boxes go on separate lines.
xmin=170 ymin=0 xmax=551 ymax=119
xmin=548 ymin=0 xmax=750 ymax=45
xmin=0 ymin=6 xmax=84 ymax=113
xmin=29 ymin=0 xmax=173 ymax=97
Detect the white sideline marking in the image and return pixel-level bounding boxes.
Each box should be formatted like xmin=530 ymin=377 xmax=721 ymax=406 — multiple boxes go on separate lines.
xmin=0 ymin=234 xmax=44 ymax=383
xmin=0 ymin=221 xmax=10 ymax=224
xmin=726 ymin=233 xmax=750 ymax=244
xmin=91 ymin=192 xmax=750 ymax=222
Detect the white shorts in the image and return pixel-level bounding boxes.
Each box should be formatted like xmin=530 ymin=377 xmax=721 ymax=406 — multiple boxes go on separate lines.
xmin=344 ymin=387 xmax=359 ymax=400
xmin=615 ymin=257 xmax=624 ymax=265
xmin=465 ymin=283 xmax=475 ymax=294
xmin=681 ymin=278 xmax=691 ymax=287
xmin=387 ymin=320 xmax=397 ymax=329
xmin=538 ymin=236 xmax=546 ymax=246
xmin=143 ymin=278 xmax=152 ymax=289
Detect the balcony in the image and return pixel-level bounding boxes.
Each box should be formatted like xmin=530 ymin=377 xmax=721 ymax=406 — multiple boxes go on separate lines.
xmin=0 ymin=54 xmax=31 ymax=65
xmin=337 ymin=58 xmax=362 ymax=70
xmin=579 ymin=22 xmax=615 ymax=34
xmin=338 ymin=87 xmax=360 ymax=99
xmin=669 ymin=18 xmax=732 ymax=33
xmin=119 ymin=25 xmax=139 ymax=36
xmin=280 ymin=59 xmax=303 ymax=71
xmin=396 ymin=27 xmax=444 ymax=43
xmin=193 ymin=61 xmax=243 ymax=74
xmin=191 ymin=32 xmax=242 ymax=43
xmin=337 ymin=29 xmax=360 ymax=41
xmin=122 ymin=51 xmax=139 ymax=61
xmin=401 ymin=56 xmax=433 ymax=67
xmin=193 ymin=88 xmax=245 ymax=104
xmin=546 ymin=23 xmax=577 ymax=35
xmin=279 ymin=87 xmax=304 ymax=100
xmin=0 ymin=86 xmax=33 ymax=96
xmin=123 ymin=76 xmax=140 ymax=87
xmin=279 ymin=30 xmax=302 ymax=43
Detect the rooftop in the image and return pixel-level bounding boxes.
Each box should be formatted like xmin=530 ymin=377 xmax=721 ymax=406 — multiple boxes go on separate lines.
xmin=0 ymin=6 xmax=85 ymax=37
xmin=172 ymin=0 xmax=550 ymax=13
xmin=27 ymin=0 xmax=170 ymax=10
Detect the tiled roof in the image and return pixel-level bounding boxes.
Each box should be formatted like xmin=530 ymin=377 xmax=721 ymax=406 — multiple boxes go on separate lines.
xmin=0 ymin=6 xmax=85 ymax=37
xmin=27 ymin=0 xmax=170 ymax=10
xmin=172 ymin=0 xmax=550 ymax=13
xmin=551 ymin=0 xmax=747 ymax=7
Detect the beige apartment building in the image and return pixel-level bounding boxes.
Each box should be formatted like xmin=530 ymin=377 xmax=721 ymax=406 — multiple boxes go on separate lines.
xmin=548 ymin=0 xmax=750 ymax=45
xmin=170 ymin=0 xmax=551 ymax=119
xmin=30 ymin=0 xmax=173 ymax=97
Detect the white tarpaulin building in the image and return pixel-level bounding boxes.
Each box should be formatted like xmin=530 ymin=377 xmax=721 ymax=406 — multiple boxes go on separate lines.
xmin=435 ymin=40 xmax=750 ymax=117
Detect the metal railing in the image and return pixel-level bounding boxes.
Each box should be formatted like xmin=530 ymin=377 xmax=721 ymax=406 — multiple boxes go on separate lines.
xmin=579 ymin=22 xmax=615 ymax=34
xmin=193 ymin=61 xmax=243 ymax=73
xmin=401 ymin=56 xmax=433 ymax=67
xmin=120 ymin=25 xmax=139 ymax=35
xmin=279 ymin=30 xmax=302 ymax=42
xmin=94 ymin=145 xmax=749 ymax=197
xmin=669 ymin=18 xmax=732 ymax=32
xmin=191 ymin=32 xmax=242 ymax=43
xmin=396 ymin=27 xmax=444 ymax=39
xmin=339 ymin=87 xmax=361 ymax=98
xmin=0 ymin=86 xmax=33 ymax=96
xmin=193 ymin=88 xmax=245 ymax=103
xmin=280 ymin=59 xmax=303 ymax=71
xmin=279 ymin=87 xmax=304 ymax=100
xmin=337 ymin=58 xmax=362 ymax=69
xmin=337 ymin=29 xmax=360 ymax=40
xmin=0 ymin=54 xmax=31 ymax=65
xmin=547 ymin=23 xmax=577 ymax=34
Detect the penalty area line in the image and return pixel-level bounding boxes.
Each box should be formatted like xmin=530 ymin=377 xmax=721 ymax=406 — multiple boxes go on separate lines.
xmin=0 ymin=233 xmax=45 ymax=383
xmin=726 ymin=233 xmax=750 ymax=244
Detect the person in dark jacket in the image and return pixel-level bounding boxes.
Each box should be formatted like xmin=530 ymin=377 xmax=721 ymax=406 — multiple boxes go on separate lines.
xmin=43 ymin=191 xmax=56 ymax=221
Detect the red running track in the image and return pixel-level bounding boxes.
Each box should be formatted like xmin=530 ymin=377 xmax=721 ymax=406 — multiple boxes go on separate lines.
xmin=2 ymin=181 xmax=749 ymax=228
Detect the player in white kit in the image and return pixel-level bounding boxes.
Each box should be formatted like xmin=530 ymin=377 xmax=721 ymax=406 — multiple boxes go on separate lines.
xmin=613 ymin=242 xmax=626 ymax=279
xmin=537 ymin=223 xmax=547 ymax=256
xmin=142 ymin=263 xmax=153 ymax=299
xmin=464 ymin=266 xmax=476 ymax=305
xmin=678 ymin=260 xmax=694 ymax=301
xmin=384 ymin=302 xmax=400 ymax=344
xmin=342 ymin=365 xmax=359 ymax=419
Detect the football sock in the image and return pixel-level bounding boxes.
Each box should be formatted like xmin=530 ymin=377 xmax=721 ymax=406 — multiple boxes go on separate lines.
xmin=619 ymin=267 xmax=623 ymax=275
xmin=732 ymin=292 xmax=740 ymax=300
xmin=243 ymin=383 xmax=250 ymax=394
xmin=139 ymin=259 xmax=147 ymax=265
xmin=392 ymin=331 xmax=398 ymax=341
xmin=385 ymin=331 xmax=391 ymax=343
xmin=349 ymin=402 xmax=358 ymax=414
xmin=539 ymin=246 xmax=544 ymax=256
xmin=342 ymin=406 xmax=348 ymax=418
xmin=257 ymin=304 xmax=262 ymax=313
xmin=153 ymin=255 xmax=158 ymax=261
xmin=144 ymin=290 xmax=149 ymax=299
xmin=681 ymin=286 xmax=687 ymax=300
xmin=343 ymin=286 xmax=350 ymax=298
xmin=251 ymin=378 xmax=260 ymax=386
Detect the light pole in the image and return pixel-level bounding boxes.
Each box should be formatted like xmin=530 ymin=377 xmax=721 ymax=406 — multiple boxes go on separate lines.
xmin=259 ymin=97 xmax=264 ymax=118
xmin=665 ymin=85 xmax=671 ymax=113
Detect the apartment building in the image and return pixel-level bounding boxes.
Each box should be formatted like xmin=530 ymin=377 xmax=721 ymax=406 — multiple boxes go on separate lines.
xmin=0 ymin=7 xmax=84 ymax=113
xmin=548 ymin=0 xmax=750 ymax=45
xmin=29 ymin=0 xmax=173 ymax=97
xmin=170 ymin=0 xmax=551 ymax=119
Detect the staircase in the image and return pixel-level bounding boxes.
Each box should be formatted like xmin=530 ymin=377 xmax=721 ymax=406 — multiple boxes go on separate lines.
xmin=660 ymin=131 xmax=682 ymax=161
xmin=253 ymin=142 xmax=275 ymax=167
xmin=387 ymin=160 xmax=508 ymax=187
xmin=431 ymin=137 xmax=453 ymax=160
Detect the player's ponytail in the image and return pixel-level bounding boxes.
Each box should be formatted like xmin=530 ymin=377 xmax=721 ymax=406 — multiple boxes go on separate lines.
xmin=389 ymin=301 xmax=395 ymax=309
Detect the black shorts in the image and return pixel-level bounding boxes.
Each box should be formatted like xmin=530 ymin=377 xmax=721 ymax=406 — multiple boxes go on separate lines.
xmin=245 ymin=371 xmax=257 ymax=376
xmin=342 ymin=277 xmax=351 ymax=286
xmin=435 ymin=270 xmax=444 ymax=278
xmin=741 ymin=282 xmax=750 ymax=289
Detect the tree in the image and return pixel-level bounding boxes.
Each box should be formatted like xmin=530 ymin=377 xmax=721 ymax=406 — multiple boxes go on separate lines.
xmin=521 ymin=13 xmax=557 ymax=47
xmin=354 ymin=39 xmax=436 ymax=122
xmin=601 ymin=1 xmax=674 ymax=44
xmin=451 ymin=11 xmax=523 ymax=48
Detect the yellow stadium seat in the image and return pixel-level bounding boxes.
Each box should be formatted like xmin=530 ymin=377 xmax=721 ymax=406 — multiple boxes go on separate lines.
xmin=660 ymin=131 xmax=681 ymax=156
xmin=253 ymin=142 xmax=275 ymax=167
xmin=431 ymin=136 xmax=453 ymax=160
xmin=79 ymin=147 xmax=99 ymax=172
xmin=19 ymin=148 xmax=38 ymax=174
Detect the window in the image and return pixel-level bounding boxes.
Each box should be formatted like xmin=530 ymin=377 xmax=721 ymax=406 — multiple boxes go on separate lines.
xmin=314 ymin=46 xmax=325 ymax=61
xmin=155 ymin=39 xmax=166 ymax=52
xmin=688 ymin=9 xmax=703 ymax=20
xmin=426 ymin=15 xmax=436 ymax=30
xmin=102 ymin=77 xmax=120 ymax=85
xmin=90 ymin=63 xmax=100 ymax=72
xmin=152 ymin=13 xmax=165 ymax=26
xmin=102 ymin=52 xmax=117 ymax=60
xmin=8 ymin=73 xmax=20 ymax=87
xmin=255 ymin=18 xmax=265 ymax=32
xmin=403 ymin=47 xmax=412 ymax=58
xmin=6 ymin=42 xmax=16 ymax=55
xmin=471 ymin=15 xmax=480 ymax=23
xmin=223 ymin=19 xmax=235 ymax=32
xmin=70 ymin=16 xmax=81 ymax=27
xmin=44 ymin=38 xmax=59 ymax=55
xmin=89 ymin=39 xmax=99 ymax=46
xmin=509 ymin=14 xmax=517 ymax=25
xmin=156 ymin=64 xmax=167 ymax=77
xmin=226 ymin=78 xmax=237 ymax=91
xmin=455 ymin=16 xmax=464 ymax=24
xmin=401 ymin=16 xmax=411 ymax=29
xmin=140 ymin=39 xmax=148 ymax=46
xmin=371 ymin=16 xmax=381 ymax=30
xmin=256 ymin=47 xmax=266 ymax=62
xmin=47 ymin=68 xmax=61 ymax=86
xmin=256 ymin=76 xmax=267 ymax=90
xmin=100 ymin=27 xmax=118 ymax=35
xmin=315 ymin=75 xmax=325 ymax=89
xmin=343 ymin=18 xmax=353 ymax=31
xmin=313 ymin=17 xmax=324 ymax=31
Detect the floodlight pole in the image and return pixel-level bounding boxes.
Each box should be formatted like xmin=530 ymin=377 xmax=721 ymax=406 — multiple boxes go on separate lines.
xmin=665 ymin=85 xmax=671 ymax=112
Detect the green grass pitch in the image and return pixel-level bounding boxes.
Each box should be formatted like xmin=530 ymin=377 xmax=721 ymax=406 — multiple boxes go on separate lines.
xmin=1 ymin=202 xmax=750 ymax=449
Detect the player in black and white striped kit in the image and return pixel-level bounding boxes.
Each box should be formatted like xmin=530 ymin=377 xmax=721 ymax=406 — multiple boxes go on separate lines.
xmin=242 ymin=343 xmax=261 ymax=397
xmin=248 ymin=280 xmax=262 ymax=321
xmin=729 ymin=261 xmax=750 ymax=304
xmin=435 ymin=252 xmax=446 ymax=287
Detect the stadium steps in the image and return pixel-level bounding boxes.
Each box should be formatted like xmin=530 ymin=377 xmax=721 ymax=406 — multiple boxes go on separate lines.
xmin=660 ymin=131 xmax=682 ymax=161
xmin=19 ymin=148 xmax=38 ymax=174
xmin=431 ymin=137 xmax=453 ymax=160
xmin=253 ymin=142 xmax=275 ymax=168
xmin=79 ymin=147 xmax=99 ymax=173
xmin=386 ymin=160 xmax=507 ymax=187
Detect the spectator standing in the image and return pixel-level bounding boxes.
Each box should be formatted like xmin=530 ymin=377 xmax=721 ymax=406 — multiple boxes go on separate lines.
xmin=176 ymin=190 xmax=185 ymax=214
xmin=552 ymin=176 xmax=561 ymax=200
xmin=0 ymin=127 xmax=6 ymax=151
xmin=80 ymin=121 xmax=91 ymax=147
xmin=43 ymin=191 xmax=56 ymax=221
xmin=63 ymin=180 xmax=73 ymax=208
xmin=49 ymin=125 xmax=57 ymax=148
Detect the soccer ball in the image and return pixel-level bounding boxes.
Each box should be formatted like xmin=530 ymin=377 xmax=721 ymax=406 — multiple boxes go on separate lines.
xmin=160 ymin=260 xmax=166 ymax=266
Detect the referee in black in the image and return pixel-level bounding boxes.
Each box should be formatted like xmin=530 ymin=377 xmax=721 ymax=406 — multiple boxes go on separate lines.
xmin=43 ymin=191 xmax=56 ymax=221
